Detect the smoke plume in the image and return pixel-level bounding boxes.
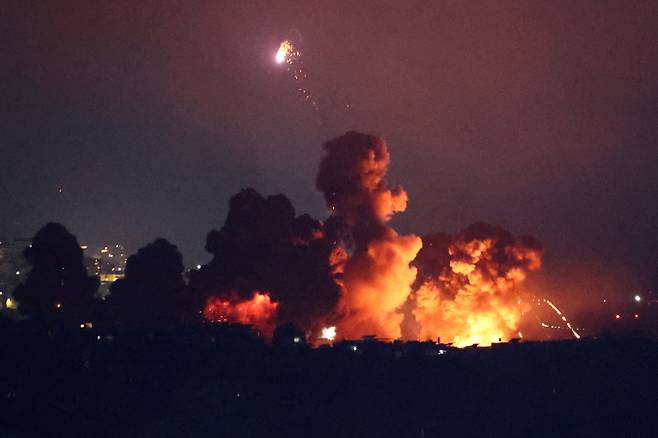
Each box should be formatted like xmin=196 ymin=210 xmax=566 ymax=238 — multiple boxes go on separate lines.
xmin=195 ymin=131 xmax=544 ymax=346
xmin=316 ymin=132 xmax=422 ymax=339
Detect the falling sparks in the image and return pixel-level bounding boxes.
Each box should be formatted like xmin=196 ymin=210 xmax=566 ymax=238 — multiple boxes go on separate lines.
xmin=274 ymin=38 xmax=318 ymax=111
xmin=543 ymin=298 xmax=581 ymax=339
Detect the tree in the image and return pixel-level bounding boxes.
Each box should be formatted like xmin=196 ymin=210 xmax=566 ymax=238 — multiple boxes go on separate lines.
xmin=272 ymin=322 xmax=306 ymax=348
xmin=13 ymin=223 xmax=99 ymax=328
xmin=105 ymin=238 xmax=189 ymax=329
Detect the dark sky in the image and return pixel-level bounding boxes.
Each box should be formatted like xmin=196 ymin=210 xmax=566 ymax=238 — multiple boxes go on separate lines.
xmin=2 ymin=1 xmax=657 ymax=304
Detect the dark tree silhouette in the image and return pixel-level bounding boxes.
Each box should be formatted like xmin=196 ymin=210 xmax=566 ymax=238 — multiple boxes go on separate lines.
xmin=106 ymin=238 xmax=190 ymax=329
xmin=273 ymin=322 xmax=306 ymax=348
xmin=13 ymin=223 xmax=99 ymax=328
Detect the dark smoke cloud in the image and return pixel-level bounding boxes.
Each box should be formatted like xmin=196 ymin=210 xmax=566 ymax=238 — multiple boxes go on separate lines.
xmin=316 ymin=131 xmax=408 ymax=249
xmin=316 ymin=131 xmax=421 ymax=339
xmin=190 ymin=188 xmax=339 ymax=330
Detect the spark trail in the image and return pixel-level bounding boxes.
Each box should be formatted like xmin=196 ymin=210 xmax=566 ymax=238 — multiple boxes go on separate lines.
xmin=274 ymin=39 xmax=319 ymax=111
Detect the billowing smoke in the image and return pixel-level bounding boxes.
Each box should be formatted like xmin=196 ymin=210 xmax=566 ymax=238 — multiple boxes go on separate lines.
xmin=412 ymin=223 xmax=543 ymax=346
xmin=195 ymin=131 xmax=544 ymax=345
xmin=189 ymin=188 xmax=339 ymax=331
xmin=316 ymin=132 xmax=422 ymax=339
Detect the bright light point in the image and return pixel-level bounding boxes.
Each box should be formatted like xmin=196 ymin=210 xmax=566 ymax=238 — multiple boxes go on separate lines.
xmin=5 ymin=298 xmax=17 ymax=309
xmin=634 ymin=294 xmax=641 ymax=302
xmin=350 ymin=345 xmax=358 ymax=351
xmin=293 ymin=336 xmax=301 ymax=344
xmin=320 ymin=326 xmax=336 ymax=341
xmin=196 ymin=264 xmax=202 ymax=270
xmin=615 ymin=314 xmax=621 ymax=319
xmin=634 ymin=314 xmax=639 ymax=319
xmin=275 ymin=40 xmax=294 ymax=64
xmin=15 ymin=271 xmax=20 ymax=276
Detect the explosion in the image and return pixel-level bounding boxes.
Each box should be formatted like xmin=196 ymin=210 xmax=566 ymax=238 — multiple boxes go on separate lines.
xmin=317 ymin=132 xmax=422 ymax=340
xmin=203 ymin=291 xmax=279 ymax=339
xmin=412 ymin=223 xmax=542 ymax=347
xmin=320 ymin=326 xmax=337 ymax=341
xmin=195 ymin=131 xmax=560 ymax=347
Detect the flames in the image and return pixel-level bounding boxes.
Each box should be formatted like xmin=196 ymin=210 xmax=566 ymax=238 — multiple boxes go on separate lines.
xmin=196 ymin=131 xmax=563 ymax=347
xmin=412 ymin=224 xmax=542 ymax=346
xmin=203 ymin=292 xmax=278 ymax=339
xmin=314 ymin=133 xmax=544 ymax=345
xmin=316 ymin=132 xmax=421 ymax=340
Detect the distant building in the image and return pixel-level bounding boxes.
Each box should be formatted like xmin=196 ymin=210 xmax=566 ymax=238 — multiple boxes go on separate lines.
xmin=83 ymin=244 xmax=128 ymax=299
xmin=0 ymin=236 xmax=31 ymax=311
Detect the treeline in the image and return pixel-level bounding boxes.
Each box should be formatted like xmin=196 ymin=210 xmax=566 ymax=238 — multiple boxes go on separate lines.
xmin=2 ymin=186 xmax=337 ymax=336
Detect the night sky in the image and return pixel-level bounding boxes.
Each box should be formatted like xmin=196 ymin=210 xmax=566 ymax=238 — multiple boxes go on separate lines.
xmin=2 ymin=1 xmax=657 ymax=308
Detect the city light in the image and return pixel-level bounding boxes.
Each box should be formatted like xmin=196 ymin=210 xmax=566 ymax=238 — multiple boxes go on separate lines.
xmin=634 ymin=294 xmax=641 ymax=302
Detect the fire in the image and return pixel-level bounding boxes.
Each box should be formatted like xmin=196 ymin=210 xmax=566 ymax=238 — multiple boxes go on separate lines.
xmin=320 ymin=326 xmax=337 ymax=341
xmin=337 ymin=235 xmax=422 ymax=340
xmin=203 ymin=291 xmax=279 ymax=339
xmin=413 ymin=223 xmax=542 ymax=347
xmin=317 ymin=132 xmax=422 ymax=341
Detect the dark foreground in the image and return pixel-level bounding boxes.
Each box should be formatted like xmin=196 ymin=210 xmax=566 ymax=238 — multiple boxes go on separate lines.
xmin=1 ymin=324 xmax=656 ymax=438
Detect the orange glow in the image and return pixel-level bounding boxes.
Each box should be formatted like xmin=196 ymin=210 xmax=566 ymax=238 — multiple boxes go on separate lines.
xmin=413 ymin=229 xmax=542 ymax=347
xmin=337 ymin=233 xmax=422 ymax=340
xmin=204 ymin=291 xmax=278 ymax=339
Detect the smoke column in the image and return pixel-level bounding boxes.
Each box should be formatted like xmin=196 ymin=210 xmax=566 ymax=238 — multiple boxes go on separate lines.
xmin=316 ymin=132 xmax=422 ymax=339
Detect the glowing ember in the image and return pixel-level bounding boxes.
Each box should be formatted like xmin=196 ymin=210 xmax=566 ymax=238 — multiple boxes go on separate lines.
xmin=204 ymin=291 xmax=278 ymax=339
xmin=320 ymin=326 xmax=337 ymax=341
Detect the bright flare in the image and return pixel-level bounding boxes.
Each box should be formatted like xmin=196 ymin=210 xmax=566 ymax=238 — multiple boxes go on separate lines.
xmin=321 ymin=326 xmax=337 ymax=341
xmin=275 ymin=40 xmax=294 ymax=64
